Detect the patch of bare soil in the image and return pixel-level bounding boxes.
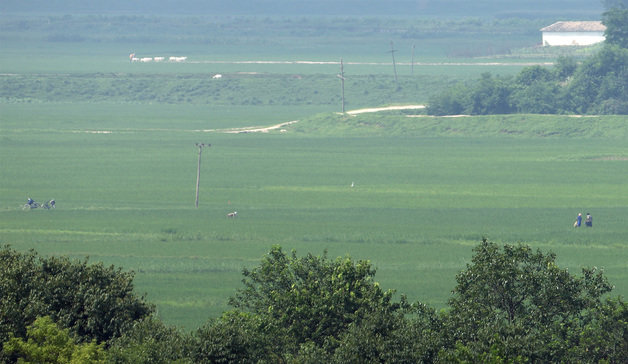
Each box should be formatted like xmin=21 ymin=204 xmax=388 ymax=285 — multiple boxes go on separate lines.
xmin=345 ymin=105 xmax=425 ymax=115
xmin=220 ymin=120 xmax=299 ymax=134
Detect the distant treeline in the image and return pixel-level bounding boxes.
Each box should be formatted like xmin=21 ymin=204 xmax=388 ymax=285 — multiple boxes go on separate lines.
xmin=427 ymin=5 xmax=628 ymax=115
xmin=0 ymin=0 xmax=603 ymax=17
xmin=427 ymin=45 xmax=628 ymax=115
xmin=1 ymin=15 xmax=554 ymax=45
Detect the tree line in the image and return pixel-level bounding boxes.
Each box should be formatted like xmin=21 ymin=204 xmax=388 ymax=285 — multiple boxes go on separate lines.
xmin=1 ymin=242 xmax=626 ymax=363
xmin=427 ymin=6 xmax=628 ymax=115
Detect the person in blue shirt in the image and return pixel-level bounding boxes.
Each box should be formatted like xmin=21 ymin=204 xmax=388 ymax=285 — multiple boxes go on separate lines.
xmin=576 ymin=212 xmax=582 ymax=227
xmin=585 ymin=213 xmax=592 ymax=227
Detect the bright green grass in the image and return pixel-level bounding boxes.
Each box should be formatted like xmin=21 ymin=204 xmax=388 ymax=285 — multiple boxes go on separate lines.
xmin=0 ymin=103 xmax=325 ymax=131
xmin=2 ymin=109 xmax=627 ymax=329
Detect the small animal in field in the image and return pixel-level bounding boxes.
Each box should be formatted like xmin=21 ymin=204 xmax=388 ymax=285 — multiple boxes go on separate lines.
xmin=227 ymin=211 xmax=238 ymax=218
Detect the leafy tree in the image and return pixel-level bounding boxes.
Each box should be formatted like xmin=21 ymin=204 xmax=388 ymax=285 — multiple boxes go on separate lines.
xmin=511 ymin=81 xmax=561 ymax=114
xmin=468 ymin=73 xmax=514 ymax=115
xmin=189 ymin=311 xmax=274 ymax=363
xmin=553 ymin=56 xmax=578 ymax=81
xmin=106 ymin=316 xmax=191 ymax=364
xmin=426 ymin=83 xmax=470 ymax=116
xmin=440 ymin=240 xmax=615 ymax=362
xmin=228 ymin=245 xmax=405 ymax=359
xmin=603 ymin=7 xmax=628 ymax=48
xmin=560 ymin=297 xmax=628 ymax=363
xmin=565 ymin=45 xmax=628 ymax=113
xmin=332 ymin=302 xmax=442 ymax=364
xmin=0 ymin=245 xmax=153 ymax=353
xmin=515 ymin=65 xmax=554 ymax=86
xmin=2 ymin=316 xmax=107 ymax=364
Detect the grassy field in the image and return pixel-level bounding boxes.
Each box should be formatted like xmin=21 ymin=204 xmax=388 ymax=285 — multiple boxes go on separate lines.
xmin=1 ymin=13 xmax=626 ymax=331
xmin=2 ymin=103 xmax=627 ymax=329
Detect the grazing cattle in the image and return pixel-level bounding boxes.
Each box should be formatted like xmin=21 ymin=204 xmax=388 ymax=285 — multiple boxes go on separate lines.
xmin=212 ymin=74 xmax=223 ymax=79
xmin=154 ymin=57 xmax=165 ymax=62
xmin=140 ymin=57 xmax=153 ymax=62
xmin=227 ymin=211 xmax=238 ymax=218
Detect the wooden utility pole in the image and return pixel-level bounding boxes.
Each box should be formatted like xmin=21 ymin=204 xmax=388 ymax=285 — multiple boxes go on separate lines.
xmin=337 ymin=58 xmax=346 ymax=113
xmin=195 ymin=143 xmax=210 ymax=208
xmin=390 ymin=41 xmax=398 ymax=82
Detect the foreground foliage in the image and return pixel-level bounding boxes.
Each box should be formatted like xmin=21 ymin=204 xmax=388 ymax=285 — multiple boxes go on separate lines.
xmin=1 ymin=242 xmax=626 ymax=363
xmin=0 ymin=246 xmax=153 ymax=362
xmin=3 ymin=316 xmax=106 ymax=364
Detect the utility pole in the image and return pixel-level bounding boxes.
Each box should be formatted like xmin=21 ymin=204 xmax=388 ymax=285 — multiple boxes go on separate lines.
xmin=389 ymin=41 xmax=398 ymax=82
xmin=195 ymin=143 xmax=210 ymax=208
xmin=337 ymin=58 xmax=346 ymax=113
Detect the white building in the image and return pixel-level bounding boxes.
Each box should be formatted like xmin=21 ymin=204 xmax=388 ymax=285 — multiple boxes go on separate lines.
xmin=540 ymin=21 xmax=606 ymax=46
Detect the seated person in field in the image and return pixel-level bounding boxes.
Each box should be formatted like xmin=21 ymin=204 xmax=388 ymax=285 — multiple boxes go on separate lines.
xmin=49 ymin=199 xmax=55 ymax=208
xmin=585 ymin=213 xmax=592 ymax=227
xmin=27 ymin=197 xmax=34 ymax=206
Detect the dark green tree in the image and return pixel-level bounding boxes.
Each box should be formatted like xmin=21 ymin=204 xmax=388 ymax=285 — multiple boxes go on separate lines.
xmin=227 ymin=245 xmax=405 ymax=359
xmin=468 ymin=73 xmax=514 ymax=115
xmin=515 ymin=65 xmax=554 ymax=86
xmin=565 ymin=45 xmax=628 ymax=113
xmin=603 ymin=7 xmax=628 ymax=48
xmin=331 ymin=302 xmax=442 ymax=364
xmin=511 ymin=81 xmax=561 ymax=114
xmin=106 ymin=316 xmax=191 ymax=364
xmin=440 ymin=240 xmax=617 ymax=362
xmin=189 ymin=311 xmax=274 ymax=363
xmin=426 ymin=83 xmax=470 ymax=116
xmin=552 ymin=56 xmax=578 ymax=81
xmin=0 ymin=245 xmax=153 ymax=354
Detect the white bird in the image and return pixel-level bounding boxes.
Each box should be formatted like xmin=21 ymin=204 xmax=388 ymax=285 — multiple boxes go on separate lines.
xmin=351 ymin=182 xmax=354 ymax=188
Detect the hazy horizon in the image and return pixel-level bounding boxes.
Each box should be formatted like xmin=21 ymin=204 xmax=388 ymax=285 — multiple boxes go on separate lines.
xmin=1 ymin=0 xmax=604 ymax=18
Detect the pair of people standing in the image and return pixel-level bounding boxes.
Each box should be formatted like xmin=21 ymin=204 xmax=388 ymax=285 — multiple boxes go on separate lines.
xmin=574 ymin=212 xmax=592 ymax=227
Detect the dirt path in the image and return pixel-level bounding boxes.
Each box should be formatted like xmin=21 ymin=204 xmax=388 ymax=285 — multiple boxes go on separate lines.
xmin=216 ymin=105 xmax=425 ymax=134
xmin=220 ymin=120 xmax=299 ymax=134
xmin=222 ymin=105 xmax=427 ymax=133
xmin=346 ymin=105 xmax=425 ymax=115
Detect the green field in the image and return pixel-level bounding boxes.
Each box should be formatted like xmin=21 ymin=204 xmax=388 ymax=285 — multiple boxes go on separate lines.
xmin=2 ymin=102 xmax=627 ymax=329
xmin=1 ymin=12 xmax=626 ymax=331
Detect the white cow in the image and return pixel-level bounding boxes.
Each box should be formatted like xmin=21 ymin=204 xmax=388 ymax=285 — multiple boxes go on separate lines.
xmin=227 ymin=211 xmax=238 ymax=218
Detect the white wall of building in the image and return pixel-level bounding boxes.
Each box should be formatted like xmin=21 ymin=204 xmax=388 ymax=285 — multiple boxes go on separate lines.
xmin=542 ymin=31 xmax=605 ymax=46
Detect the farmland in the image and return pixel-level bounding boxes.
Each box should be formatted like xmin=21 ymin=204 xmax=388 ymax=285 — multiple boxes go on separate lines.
xmin=1 ymin=10 xmax=627 ymax=331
